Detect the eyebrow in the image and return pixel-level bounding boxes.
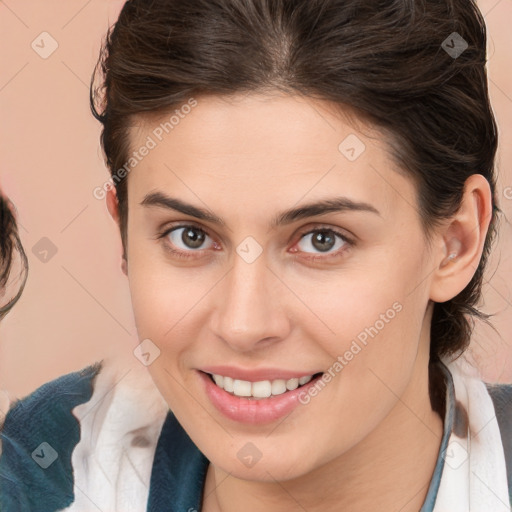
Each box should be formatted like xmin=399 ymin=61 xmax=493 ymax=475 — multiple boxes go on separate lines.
xmin=140 ymin=191 xmax=381 ymax=229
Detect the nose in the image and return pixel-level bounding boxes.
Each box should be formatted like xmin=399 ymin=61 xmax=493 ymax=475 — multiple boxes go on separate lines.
xmin=210 ymin=249 xmax=291 ymax=353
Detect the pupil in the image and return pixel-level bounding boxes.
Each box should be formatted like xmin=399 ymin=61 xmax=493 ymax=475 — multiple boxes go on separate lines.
xmin=183 ymin=228 xmax=205 ymax=249
xmin=312 ymin=231 xmax=335 ymax=252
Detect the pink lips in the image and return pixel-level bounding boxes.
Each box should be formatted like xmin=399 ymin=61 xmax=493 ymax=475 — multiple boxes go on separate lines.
xmin=198 ymin=367 xmax=323 ymax=425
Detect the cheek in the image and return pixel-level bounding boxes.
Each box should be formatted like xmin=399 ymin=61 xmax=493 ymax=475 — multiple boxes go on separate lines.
xmin=126 ymin=252 xmax=219 ymax=381
xmin=126 ymin=260 xmax=201 ymax=409
xmin=296 ymin=247 xmax=430 ymax=395
xmin=127 ymin=247 xmax=191 ymax=336
xmin=299 ymin=263 xmax=425 ymax=347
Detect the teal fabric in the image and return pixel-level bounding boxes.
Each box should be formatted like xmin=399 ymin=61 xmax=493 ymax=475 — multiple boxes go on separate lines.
xmin=0 ymin=362 xmax=102 ymax=511
xmin=0 ymin=359 xmax=510 ymax=511
xmin=146 ymin=411 xmax=209 ymax=512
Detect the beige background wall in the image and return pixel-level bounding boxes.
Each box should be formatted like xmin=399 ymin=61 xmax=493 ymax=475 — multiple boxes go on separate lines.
xmin=0 ymin=0 xmax=511 ymax=399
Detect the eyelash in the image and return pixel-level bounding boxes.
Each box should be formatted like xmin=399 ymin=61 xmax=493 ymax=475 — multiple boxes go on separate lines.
xmin=157 ymin=223 xmax=355 ymax=262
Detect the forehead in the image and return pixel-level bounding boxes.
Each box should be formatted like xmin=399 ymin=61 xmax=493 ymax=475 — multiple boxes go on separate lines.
xmin=126 ymin=93 xmax=418 ymax=224
xmin=132 ymin=92 xmax=384 ymax=162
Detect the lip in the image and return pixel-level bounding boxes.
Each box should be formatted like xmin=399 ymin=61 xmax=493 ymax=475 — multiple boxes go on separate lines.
xmin=199 ymin=365 xmax=320 ymax=382
xmin=198 ymin=370 xmax=324 ymax=425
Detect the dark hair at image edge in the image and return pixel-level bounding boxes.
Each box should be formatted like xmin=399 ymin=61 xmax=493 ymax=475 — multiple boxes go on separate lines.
xmin=0 ymin=195 xmax=28 ymax=320
xmin=89 ymin=0 xmax=502 ymax=388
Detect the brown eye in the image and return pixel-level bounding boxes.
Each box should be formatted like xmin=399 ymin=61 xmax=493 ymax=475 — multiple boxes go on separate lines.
xmin=297 ymin=228 xmax=349 ymax=255
xmin=311 ymin=230 xmax=336 ymax=252
xmin=165 ymin=226 xmax=213 ymax=251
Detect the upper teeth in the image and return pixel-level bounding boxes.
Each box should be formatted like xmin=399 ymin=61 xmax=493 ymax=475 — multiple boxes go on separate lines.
xmin=212 ymin=374 xmax=314 ymax=398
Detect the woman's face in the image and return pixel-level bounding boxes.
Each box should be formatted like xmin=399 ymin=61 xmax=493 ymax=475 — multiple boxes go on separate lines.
xmin=122 ymin=92 xmax=439 ymax=480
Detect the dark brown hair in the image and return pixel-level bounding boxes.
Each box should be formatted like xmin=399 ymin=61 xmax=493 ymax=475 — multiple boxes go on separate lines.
xmin=0 ymin=194 xmax=28 ymax=320
xmin=90 ymin=0 xmax=500 ymax=365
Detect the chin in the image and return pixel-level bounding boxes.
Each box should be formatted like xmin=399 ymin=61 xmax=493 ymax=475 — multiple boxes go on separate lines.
xmin=209 ymin=447 xmax=317 ymax=482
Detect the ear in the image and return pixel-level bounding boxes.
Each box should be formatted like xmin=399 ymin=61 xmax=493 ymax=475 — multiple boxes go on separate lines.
xmin=429 ymin=174 xmax=493 ymax=303
xmin=106 ymin=185 xmax=120 ymax=224
xmin=106 ymin=185 xmax=128 ymax=276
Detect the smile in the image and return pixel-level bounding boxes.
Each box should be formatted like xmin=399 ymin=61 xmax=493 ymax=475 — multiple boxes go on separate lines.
xmin=198 ymin=367 xmax=326 ymax=423
xmin=208 ymin=373 xmax=321 ymax=399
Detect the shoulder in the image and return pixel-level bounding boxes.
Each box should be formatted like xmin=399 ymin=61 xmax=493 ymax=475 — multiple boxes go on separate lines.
xmin=0 ymin=361 xmax=103 ymax=426
xmin=486 ymin=381 xmax=512 ymax=439
xmin=486 ymin=381 xmax=512 ymax=504
xmin=0 ymin=361 xmax=104 ymax=512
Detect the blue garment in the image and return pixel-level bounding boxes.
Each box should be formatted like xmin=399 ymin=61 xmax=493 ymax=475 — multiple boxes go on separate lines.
xmin=0 ymin=363 xmax=102 ymax=511
xmin=0 ymin=360 xmax=510 ymax=511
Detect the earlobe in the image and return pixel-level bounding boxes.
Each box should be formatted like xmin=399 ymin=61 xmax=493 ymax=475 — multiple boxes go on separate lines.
xmin=106 ymin=186 xmax=120 ymax=224
xmin=121 ymin=257 xmax=128 ymax=276
xmin=106 ymin=185 xmax=128 ymax=276
xmin=429 ymin=174 xmax=493 ymax=303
